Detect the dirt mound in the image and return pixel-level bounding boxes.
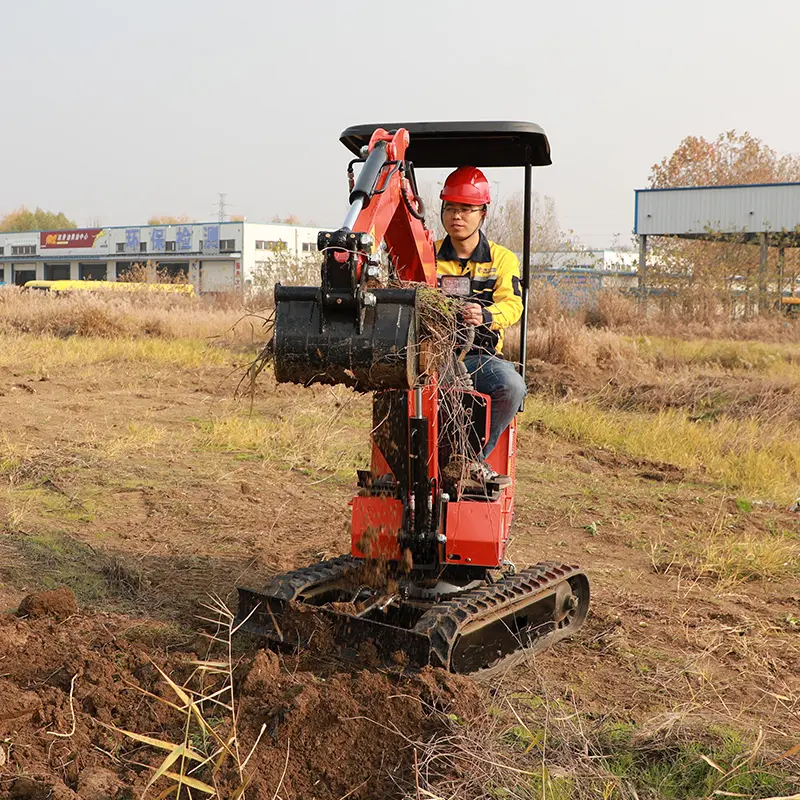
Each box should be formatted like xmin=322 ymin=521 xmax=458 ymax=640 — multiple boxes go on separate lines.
xmin=0 ymin=609 xmax=481 ymax=799
xmin=16 ymin=587 xmax=78 ymax=621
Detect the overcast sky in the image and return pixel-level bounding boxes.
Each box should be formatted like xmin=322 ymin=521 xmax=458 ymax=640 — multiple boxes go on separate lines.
xmin=2 ymin=0 xmax=798 ymax=248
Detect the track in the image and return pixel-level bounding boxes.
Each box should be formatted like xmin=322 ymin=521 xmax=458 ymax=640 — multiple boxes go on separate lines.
xmin=414 ymin=562 xmax=590 ymax=672
xmin=237 ymin=558 xmax=589 ymax=675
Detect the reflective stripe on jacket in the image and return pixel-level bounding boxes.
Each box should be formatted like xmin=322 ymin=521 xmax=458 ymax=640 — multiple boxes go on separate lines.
xmin=435 ymin=231 xmax=523 ymax=355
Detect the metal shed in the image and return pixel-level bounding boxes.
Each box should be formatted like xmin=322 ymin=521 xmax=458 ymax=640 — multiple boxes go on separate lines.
xmin=635 ymin=183 xmax=800 ymax=240
xmin=634 ymin=183 xmax=800 ymax=309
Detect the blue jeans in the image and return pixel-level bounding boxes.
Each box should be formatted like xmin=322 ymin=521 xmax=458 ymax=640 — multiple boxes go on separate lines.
xmin=463 ymin=354 xmax=527 ymax=459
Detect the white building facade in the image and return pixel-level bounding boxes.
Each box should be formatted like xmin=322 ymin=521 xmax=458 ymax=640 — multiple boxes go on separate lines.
xmin=0 ymin=221 xmax=326 ymax=293
xmin=532 ymin=249 xmax=639 ymax=272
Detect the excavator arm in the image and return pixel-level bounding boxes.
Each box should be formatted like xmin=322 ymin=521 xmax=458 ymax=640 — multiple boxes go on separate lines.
xmin=342 ymin=127 xmax=437 ymax=286
xmin=273 ymin=128 xmax=438 ymax=391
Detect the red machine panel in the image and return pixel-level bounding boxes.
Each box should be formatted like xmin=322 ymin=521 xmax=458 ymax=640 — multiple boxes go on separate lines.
xmin=351 ymin=495 xmax=403 ymax=560
xmin=444 ymin=422 xmax=516 ymax=567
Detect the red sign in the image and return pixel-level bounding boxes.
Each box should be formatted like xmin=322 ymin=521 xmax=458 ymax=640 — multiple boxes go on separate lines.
xmin=40 ymin=229 xmax=104 ymax=249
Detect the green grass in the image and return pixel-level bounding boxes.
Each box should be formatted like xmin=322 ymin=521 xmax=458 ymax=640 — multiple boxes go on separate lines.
xmin=523 ymin=397 xmax=800 ymax=506
xmin=595 ymin=721 xmax=796 ymax=799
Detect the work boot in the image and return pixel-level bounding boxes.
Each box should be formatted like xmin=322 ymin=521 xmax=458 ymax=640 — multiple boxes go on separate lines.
xmin=467 ymin=461 xmax=512 ymax=488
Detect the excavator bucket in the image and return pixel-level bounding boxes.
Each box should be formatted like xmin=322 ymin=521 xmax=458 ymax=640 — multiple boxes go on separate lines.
xmin=273 ymin=285 xmax=419 ymax=392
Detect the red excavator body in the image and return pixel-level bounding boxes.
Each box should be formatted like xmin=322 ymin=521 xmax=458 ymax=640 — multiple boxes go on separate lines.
xmin=236 ymin=122 xmax=589 ymax=673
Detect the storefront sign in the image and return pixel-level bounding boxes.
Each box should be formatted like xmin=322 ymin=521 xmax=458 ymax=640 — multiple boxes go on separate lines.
xmin=40 ymin=229 xmax=105 ymax=249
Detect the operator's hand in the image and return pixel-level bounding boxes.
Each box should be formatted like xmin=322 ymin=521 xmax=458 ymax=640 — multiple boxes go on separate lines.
xmin=461 ymin=302 xmax=485 ymax=327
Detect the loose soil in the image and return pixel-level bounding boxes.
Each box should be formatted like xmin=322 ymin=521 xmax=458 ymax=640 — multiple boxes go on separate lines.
xmin=0 ymin=346 xmax=798 ymax=798
xmin=0 ymin=591 xmax=479 ymax=799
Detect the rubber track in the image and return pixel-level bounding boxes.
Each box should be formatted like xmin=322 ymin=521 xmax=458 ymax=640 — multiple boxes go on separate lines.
xmin=259 ymin=554 xmax=359 ymax=601
xmin=413 ymin=561 xmax=585 ymax=670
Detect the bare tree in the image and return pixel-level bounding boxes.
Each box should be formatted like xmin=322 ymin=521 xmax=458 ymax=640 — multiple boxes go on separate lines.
xmin=421 ymin=183 xmax=575 ymax=253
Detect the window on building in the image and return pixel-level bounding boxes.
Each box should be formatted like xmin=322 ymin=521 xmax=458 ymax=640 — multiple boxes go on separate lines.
xmin=80 ymin=263 xmax=107 ymax=281
xmin=0 ymin=247 xmax=4 ymax=255
xmin=139 ymin=242 xmax=147 ymax=252
xmin=11 ymin=245 xmax=36 ymax=256
xmin=255 ymin=240 xmax=288 ymax=252
xmin=116 ymin=243 xmax=125 ymax=253
xmin=44 ymin=264 xmax=70 ymax=281
xmin=301 ymin=242 xmax=316 ymax=253
xmin=220 ymin=239 xmax=236 ymax=251
xmin=0 ymin=268 xmax=4 ymax=282
xmin=165 ymin=241 xmax=176 ymax=252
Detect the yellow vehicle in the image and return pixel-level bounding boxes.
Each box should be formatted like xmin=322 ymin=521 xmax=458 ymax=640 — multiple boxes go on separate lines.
xmin=781 ymin=296 xmax=800 ymax=315
xmin=23 ymin=280 xmax=195 ymax=297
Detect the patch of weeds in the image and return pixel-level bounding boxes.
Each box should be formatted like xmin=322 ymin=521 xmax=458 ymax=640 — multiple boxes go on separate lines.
xmin=523 ymin=395 xmax=800 ymax=506
xmin=584 ymin=521 xmax=599 ymax=536
xmin=102 ymin=555 xmax=148 ymax=598
xmin=527 ymin=770 xmax=574 ymax=800
xmin=16 ymin=532 xmax=109 ymax=602
xmin=651 ymin=513 xmax=800 ymax=586
xmin=196 ymin=405 xmax=370 ymax=477
xmin=735 ymin=497 xmax=753 ymax=512
xmin=502 ymin=724 xmax=542 ymax=753
xmin=591 ymin=719 xmax=798 ymax=799
xmin=13 ymin=533 xmax=146 ymax=607
xmin=40 ymin=493 xmax=96 ymax=523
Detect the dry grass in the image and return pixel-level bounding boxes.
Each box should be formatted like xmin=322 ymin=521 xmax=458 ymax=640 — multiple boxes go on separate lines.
xmin=523 ymin=397 xmax=800 ymax=506
xmin=104 ymin=596 xmax=264 ymax=799
xmin=525 ymin=318 xmax=639 ymax=372
xmin=634 ymin=309 xmax=800 ymax=343
xmin=527 ymin=283 xmax=563 ymax=323
xmin=0 ymin=334 xmax=237 ymax=371
xmin=669 ymin=528 xmax=799 ymax=587
xmin=595 ymin=372 xmax=800 ymax=423
xmin=585 ymin=290 xmax=641 ymax=329
xmin=405 ymin=670 xmax=799 ymax=800
xmin=631 ymin=335 xmax=800 ymax=378
xmin=196 ymin=383 xmax=371 ymax=477
xmin=0 ymin=286 xmax=271 ymax=345
xmin=649 ymin=497 xmax=799 ymax=587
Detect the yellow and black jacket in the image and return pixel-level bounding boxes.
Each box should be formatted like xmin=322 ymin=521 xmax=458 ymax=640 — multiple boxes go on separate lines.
xmin=436 ymin=231 xmax=522 ymax=355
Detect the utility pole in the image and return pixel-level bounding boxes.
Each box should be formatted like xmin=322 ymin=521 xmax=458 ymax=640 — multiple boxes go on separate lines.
xmin=216 ymin=193 xmax=229 ymax=223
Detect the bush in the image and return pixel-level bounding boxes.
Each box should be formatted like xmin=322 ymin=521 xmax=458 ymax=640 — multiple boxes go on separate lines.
xmin=586 ymin=290 xmax=640 ymax=328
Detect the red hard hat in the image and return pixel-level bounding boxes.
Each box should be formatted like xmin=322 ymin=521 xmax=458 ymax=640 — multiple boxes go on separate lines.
xmin=440 ymin=166 xmax=491 ymax=205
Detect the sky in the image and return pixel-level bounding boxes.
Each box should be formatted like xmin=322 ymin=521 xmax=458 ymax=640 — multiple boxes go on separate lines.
xmin=2 ymin=0 xmax=799 ymax=249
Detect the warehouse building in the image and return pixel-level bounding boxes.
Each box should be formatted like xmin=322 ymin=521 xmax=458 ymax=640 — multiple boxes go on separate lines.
xmin=635 ymin=182 xmax=800 ymax=307
xmin=0 ymin=221 xmax=325 ymax=293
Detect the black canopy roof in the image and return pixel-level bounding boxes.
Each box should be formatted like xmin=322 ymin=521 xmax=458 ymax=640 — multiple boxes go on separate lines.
xmin=340 ymin=121 xmax=551 ymax=168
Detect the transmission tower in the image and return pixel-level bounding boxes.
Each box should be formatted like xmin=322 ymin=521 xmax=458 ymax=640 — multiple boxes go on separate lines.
xmin=216 ymin=193 xmax=229 ymax=223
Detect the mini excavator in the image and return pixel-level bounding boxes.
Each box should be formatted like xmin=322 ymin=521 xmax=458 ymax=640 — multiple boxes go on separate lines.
xmin=237 ymin=122 xmax=589 ymax=674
